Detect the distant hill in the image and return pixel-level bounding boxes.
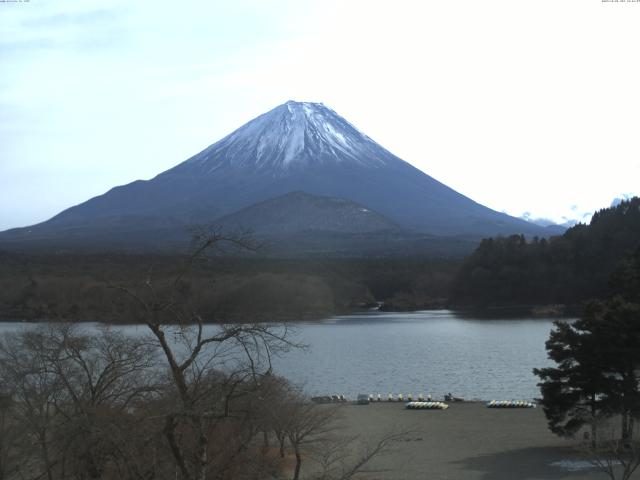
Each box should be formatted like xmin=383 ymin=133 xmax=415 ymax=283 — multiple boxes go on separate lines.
xmin=517 ymin=215 xmax=567 ymax=235
xmin=0 ymin=101 xmax=551 ymax=255
xmin=215 ymin=192 xmax=479 ymax=257
xmin=452 ymin=197 xmax=640 ymax=308
xmin=543 ymin=224 xmax=567 ymax=236
xmin=216 ymin=191 xmax=399 ymax=235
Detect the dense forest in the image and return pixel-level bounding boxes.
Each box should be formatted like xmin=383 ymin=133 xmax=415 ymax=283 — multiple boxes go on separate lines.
xmin=0 ymin=252 xmax=460 ymax=322
xmin=452 ymin=197 xmax=640 ymax=310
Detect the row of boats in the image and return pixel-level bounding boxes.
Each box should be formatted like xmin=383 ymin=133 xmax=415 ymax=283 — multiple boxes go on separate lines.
xmin=406 ymin=401 xmax=449 ymax=410
xmin=367 ymin=394 xmax=434 ymax=402
xmin=406 ymin=400 xmax=535 ymax=410
xmin=317 ymin=394 xmax=537 ymax=408
xmin=486 ymin=400 xmax=536 ymax=408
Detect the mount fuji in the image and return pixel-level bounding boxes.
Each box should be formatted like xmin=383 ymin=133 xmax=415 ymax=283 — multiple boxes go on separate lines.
xmin=0 ymin=101 xmax=550 ymax=254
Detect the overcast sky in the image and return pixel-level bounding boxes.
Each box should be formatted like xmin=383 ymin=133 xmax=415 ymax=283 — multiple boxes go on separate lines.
xmin=1 ymin=0 xmax=639 ymax=231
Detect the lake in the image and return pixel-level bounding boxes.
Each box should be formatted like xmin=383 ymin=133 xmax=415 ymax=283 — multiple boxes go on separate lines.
xmin=270 ymin=310 xmax=559 ymax=401
xmin=0 ymin=310 xmax=561 ymax=401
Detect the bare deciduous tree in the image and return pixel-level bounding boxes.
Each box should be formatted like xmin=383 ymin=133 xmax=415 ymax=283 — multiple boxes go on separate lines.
xmin=579 ymin=417 xmax=640 ymax=480
xmin=0 ymin=392 xmax=21 ymax=480
xmin=114 ymin=229 xmax=300 ymax=480
xmin=285 ymin=400 xmax=340 ymax=480
xmin=308 ymin=430 xmax=408 ymax=480
xmin=0 ymin=324 xmax=159 ymax=480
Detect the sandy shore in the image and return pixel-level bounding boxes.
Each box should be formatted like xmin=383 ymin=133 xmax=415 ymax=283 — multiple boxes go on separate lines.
xmin=332 ymin=402 xmax=606 ymax=480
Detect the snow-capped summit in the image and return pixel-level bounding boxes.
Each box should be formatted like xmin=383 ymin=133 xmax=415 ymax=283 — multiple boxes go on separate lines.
xmin=173 ymin=101 xmax=392 ymax=174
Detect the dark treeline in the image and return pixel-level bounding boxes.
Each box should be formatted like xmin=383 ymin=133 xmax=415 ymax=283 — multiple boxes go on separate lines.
xmin=0 ymin=252 xmax=461 ymax=322
xmin=452 ymin=197 xmax=640 ymax=310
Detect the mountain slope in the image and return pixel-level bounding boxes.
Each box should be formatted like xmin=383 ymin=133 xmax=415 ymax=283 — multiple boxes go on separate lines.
xmin=0 ymin=101 xmax=549 ymax=252
xmin=215 ymin=191 xmax=399 ymax=235
xmin=211 ymin=191 xmax=478 ymax=257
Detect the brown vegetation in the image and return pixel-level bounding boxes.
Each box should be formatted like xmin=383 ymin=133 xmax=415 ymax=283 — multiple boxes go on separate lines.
xmin=0 ymin=232 xmax=406 ymax=479
xmin=0 ymin=251 xmax=460 ymax=323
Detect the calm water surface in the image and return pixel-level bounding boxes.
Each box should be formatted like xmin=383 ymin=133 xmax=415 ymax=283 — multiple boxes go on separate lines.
xmin=0 ymin=310 xmax=560 ymax=401
xmin=271 ymin=310 xmax=559 ymax=401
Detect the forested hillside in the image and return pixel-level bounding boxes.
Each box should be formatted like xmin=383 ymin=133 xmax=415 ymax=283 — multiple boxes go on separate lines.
xmin=0 ymin=253 xmax=459 ymax=322
xmin=452 ymin=197 xmax=640 ymax=308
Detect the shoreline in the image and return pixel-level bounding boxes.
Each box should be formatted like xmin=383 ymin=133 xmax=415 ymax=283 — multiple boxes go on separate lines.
xmin=0 ymin=304 xmax=578 ymax=324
